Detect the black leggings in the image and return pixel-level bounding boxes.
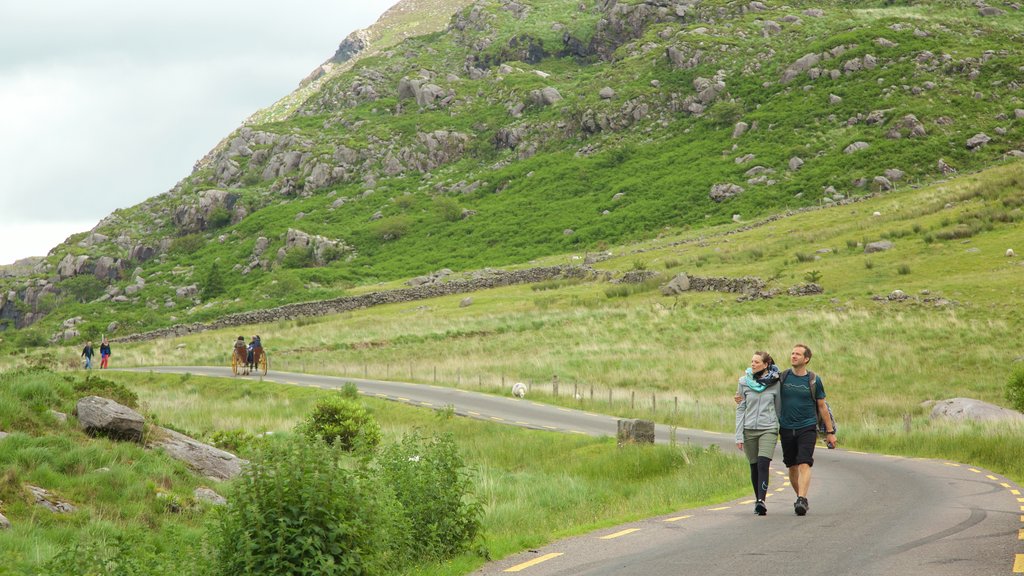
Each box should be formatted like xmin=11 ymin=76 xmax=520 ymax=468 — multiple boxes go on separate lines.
xmin=749 ymin=456 xmax=771 ymax=501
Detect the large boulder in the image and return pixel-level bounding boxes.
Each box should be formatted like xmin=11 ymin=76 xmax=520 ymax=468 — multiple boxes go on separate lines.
xmin=148 ymin=426 xmax=245 ymax=481
xmin=76 ymin=396 xmax=145 ymax=442
xmin=617 ymin=419 xmax=655 ymax=445
xmin=928 ymin=398 xmax=1024 ymax=422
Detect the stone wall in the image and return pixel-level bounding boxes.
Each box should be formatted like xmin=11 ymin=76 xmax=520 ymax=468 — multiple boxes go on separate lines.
xmin=112 ymin=265 xmax=594 ymax=344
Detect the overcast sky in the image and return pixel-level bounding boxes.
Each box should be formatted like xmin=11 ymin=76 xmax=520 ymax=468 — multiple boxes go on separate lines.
xmin=0 ymin=0 xmax=396 ymax=265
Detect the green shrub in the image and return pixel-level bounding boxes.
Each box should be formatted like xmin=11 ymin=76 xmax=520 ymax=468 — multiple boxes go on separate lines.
xmin=372 ymin=432 xmax=481 ymax=559
xmin=212 ymin=437 xmax=405 ymax=576
xmin=794 ymin=252 xmax=815 ymax=263
xmin=1007 ymin=366 xmax=1024 ymax=412
xmin=59 ymin=275 xmax=107 ymax=303
xmin=208 ymin=207 xmax=232 ymax=229
xmin=170 ymin=234 xmax=206 ymax=256
xmin=864 ymin=260 xmax=874 ymax=269
xmin=897 ymin=264 xmax=911 ymax=275
xmin=434 ymin=197 xmax=463 ymax=222
xmin=297 ymin=395 xmax=382 ymax=452
xmin=373 ymin=216 xmax=411 ymax=241
xmin=804 ymin=270 xmax=822 ymax=283
xmin=282 ymin=246 xmax=314 ymax=269
xmin=74 ymin=374 xmax=140 ymax=409
xmin=202 ymin=261 xmax=225 ymax=300
xmin=45 ymin=532 xmax=213 ymax=576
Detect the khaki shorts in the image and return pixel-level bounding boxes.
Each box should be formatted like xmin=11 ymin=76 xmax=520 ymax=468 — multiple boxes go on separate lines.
xmin=742 ymin=428 xmax=779 ymax=463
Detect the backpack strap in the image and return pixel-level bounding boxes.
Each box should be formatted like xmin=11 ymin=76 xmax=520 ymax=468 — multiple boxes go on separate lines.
xmin=778 ymin=368 xmax=791 ymax=386
xmin=807 ymin=370 xmax=817 ymax=399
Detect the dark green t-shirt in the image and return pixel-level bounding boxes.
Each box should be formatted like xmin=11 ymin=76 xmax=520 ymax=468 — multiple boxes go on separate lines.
xmin=779 ymin=370 xmax=825 ymax=429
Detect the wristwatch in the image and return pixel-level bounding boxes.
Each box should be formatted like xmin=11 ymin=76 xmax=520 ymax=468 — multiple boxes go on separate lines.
xmin=825 ymin=430 xmax=836 ymax=435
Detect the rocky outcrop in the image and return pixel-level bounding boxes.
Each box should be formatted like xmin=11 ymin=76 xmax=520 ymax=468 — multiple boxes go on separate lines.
xmin=172 ymin=189 xmax=241 ymax=234
xmin=76 ymin=396 xmax=145 ymax=442
xmin=148 ymin=427 xmax=246 ymax=481
xmin=928 ymin=398 xmax=1024 ymax=422
xmin=280 ymin=229 xmax=353 ymax=266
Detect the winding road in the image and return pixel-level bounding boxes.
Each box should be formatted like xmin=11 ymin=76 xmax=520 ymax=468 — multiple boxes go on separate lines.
xmin=131 ymin=367 xmax=1024 ymax=575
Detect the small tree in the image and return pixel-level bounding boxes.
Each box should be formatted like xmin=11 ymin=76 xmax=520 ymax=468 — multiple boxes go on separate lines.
xmin=202 ymin=261 xmax=225 ymax=300
xmin=1007 ymin=366 xmax=1024 ymax=413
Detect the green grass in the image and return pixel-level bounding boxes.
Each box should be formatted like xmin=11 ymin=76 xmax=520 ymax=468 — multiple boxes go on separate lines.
xmin=0 ymin=369 xmax=747 ymax=575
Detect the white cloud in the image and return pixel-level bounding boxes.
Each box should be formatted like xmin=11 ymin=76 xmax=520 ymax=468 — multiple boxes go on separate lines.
xmin=0 ymin=0 xmax=396 ymax=265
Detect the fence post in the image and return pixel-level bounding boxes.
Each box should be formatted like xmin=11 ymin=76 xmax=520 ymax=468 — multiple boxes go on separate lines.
xmin=674 ymin=396 xmax=678 ymax=416
xmin=434 ymin=367 xmax=437 ymax=384
xmin=364 ymin=363 xmax=367 ymax=378
xmin=457 ymin=369 xmax=461 ymax=387
xmin=652 ymin=394 xmax=656 ymax=414
xmin=609 ymin=389 xmax=613 ymax=405
xmin=631 ymin=390 xmax=635 ymax=410
xmin=903 ymin=413 xmax=911 ymax=433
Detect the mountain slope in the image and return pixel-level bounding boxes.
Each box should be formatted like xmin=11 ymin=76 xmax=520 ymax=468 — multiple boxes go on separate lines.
xmin=2 ymin=0 xmax=1023 ymax=345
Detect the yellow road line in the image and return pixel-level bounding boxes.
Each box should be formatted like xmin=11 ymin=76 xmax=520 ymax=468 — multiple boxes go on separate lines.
xmin=1018 ymin=529 xmax=1023 ymax=540
xmin=1014 ymin=554 xmax=1024 ymax=573
xmin=397 ymin=397 xmax=410 ymax=402
xmin=848 ymin=450 xmax=868 ymax=454
xmin=1018 ymin=498 xmax=1024 ymax=503
xmin=558 ymin=408 xmax=571 ymax=412
xmin=968 ymin=468 xmax=981 ymax=473
xmin=515 ymin=421 xmax=530 ymax=426
xmin=491 ymin=417 xmax=505 ymax=421
xmin=376 ymin=393 xmax=387 ymax=397
xmin=742 ymin=499 xmax=755 ymax=504
xmin=600 ymin=528 xmax=641 ymax=540
xmin=1012 ymin=489 xmax=1021 ymax=495
xmin=943 ymin=462 xmax=960 ymax=467
xmin=664 ymin=515 xmax=692 ymax=522
xmin=709 ymin=506 xmax=730 ymax=511
xmin=543 ymin=425 xmax=557 ymax=430
xmin=468 ymin=411 xmax=480 ymax=416
xmin=570 ymin=430 xmax=587 ymax=435
xmin=420 ymin=402 xmax=433 ymax=406
xmin=504 ymin=552 xmax=563 ymax=572
xmin=987 ymin=475 xmax=998 ymax=480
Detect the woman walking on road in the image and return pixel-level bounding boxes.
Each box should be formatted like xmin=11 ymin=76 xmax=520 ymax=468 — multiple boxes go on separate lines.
xmin=734 ymin=351 xmax=781 ymax=516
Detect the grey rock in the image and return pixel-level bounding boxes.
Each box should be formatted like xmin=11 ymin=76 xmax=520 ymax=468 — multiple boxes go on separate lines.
xmin=709 ymin=183 xmax=745 ymax=202
xmin=0 ymin=512 xmax=9 ymax=530
xmin=49 ymin=410 xmax=68 ymax=424
xmin=148 ymin=426 xmax=246 ymax=481
xmin=661 ymin=273 xmax=691 ymax=295
xmin=732 ymin=122 xmax=749 ymax=139
xmin=844 ymin=141 xmax=870 ymax=154
xmin=888 ymin=289 xmax=908 ymax=301
xmin=599 ymin=86 xmax=615 ymax=99
xmin=803 ymin=8 xmax=825 ymax=17
xmin=175 ymin=285 xmax=199 ymax=299
xmin=28 ymin=485 xmax=76 ymax=514
xmin=194 ymin=487 xmax=228 ymax=506
xmin=930 ymin=398 xmax=1023 ymax=422
xmin=617 ymin=419 xmax=655 ymax=445
xmin=530 ymin=87 xmax=562 ymax=106
xmin=864 ymin=240 xmax=895 ymax=253
xmin=978 ymin=6 xmax=1006 ymax=16
xmin=885 ymin=168 xmax=905 ymax=181
xmin=77 ymin=396 xmax=145 ymax=442
xmin=789 ymin=157 xmax=804 ymax=171
xmin=938 ymin=159 xmax=957 ymax=175
xmin=829 ymin=93 xmax=843 ymax=105
xmin=966 ymin=133 xmax=991 ymax=150
xmin=459 ymin=297 xmax=473 ymax=308
xmin=873 ymin=176 xmax=893 ymax=191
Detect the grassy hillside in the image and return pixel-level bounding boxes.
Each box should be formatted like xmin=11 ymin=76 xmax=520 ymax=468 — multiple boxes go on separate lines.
xmin=3 ymin=0 xmax=1024 ymax=345
xmin=18 ymin=159 xmax=1024 ymax=479
xmin=0 ymin=369 xmax=745 ymax=575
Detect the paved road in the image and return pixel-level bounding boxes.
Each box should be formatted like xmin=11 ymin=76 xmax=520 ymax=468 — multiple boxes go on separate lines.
xmin=131 ymin=367 xmax=1024 ymax=575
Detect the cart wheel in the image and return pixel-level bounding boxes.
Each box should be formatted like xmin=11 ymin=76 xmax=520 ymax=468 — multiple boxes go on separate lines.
xmin=259 ymin=351 xmax=269 ymax=375
xmin=231 ymin=354 xmax=240 ymax=376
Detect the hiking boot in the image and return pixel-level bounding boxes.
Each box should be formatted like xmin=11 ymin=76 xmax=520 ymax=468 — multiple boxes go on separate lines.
xmin=794 ymin=497 xmax=808 ymax=516
xmin=754 ymin=500 xmax=767 ymax=516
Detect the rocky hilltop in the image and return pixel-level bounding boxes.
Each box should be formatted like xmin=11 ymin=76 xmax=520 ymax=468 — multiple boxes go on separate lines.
xmin=2 ymin=0 xmax=1023 ymax=344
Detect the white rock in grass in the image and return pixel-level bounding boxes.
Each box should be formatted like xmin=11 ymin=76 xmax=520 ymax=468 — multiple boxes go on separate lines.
xmin=1007 ymin=249 xmax=1016 ymax=257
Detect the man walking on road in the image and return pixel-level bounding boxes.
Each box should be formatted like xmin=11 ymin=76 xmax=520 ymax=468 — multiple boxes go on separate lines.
xmin=778 ymin=344 xmax=837 ymax=516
